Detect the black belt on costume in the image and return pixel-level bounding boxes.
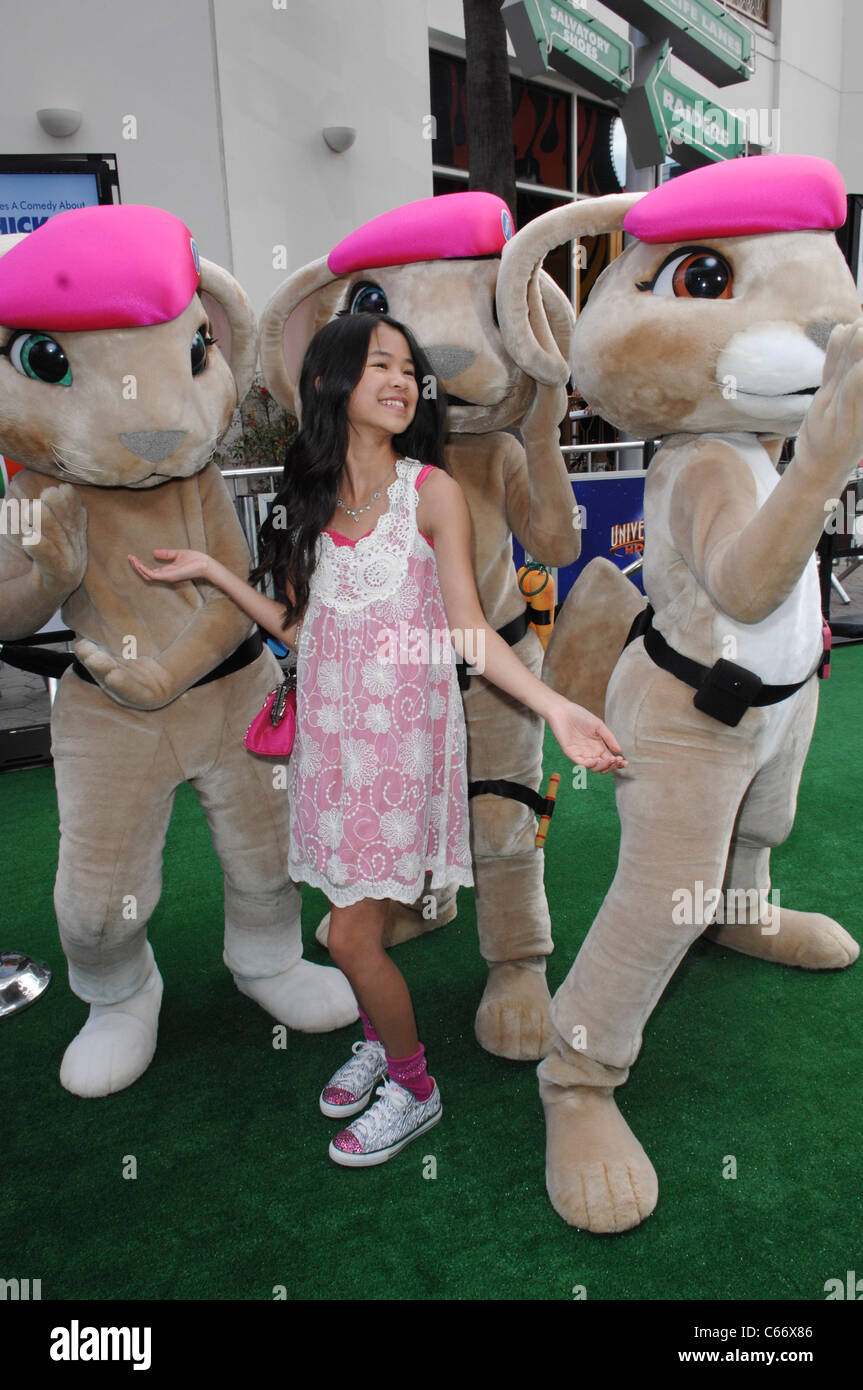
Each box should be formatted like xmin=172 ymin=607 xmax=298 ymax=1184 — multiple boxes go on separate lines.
xmin=468 ymin=777 xmax=557 ymax=819
xmin=71 ymin=630 xmax=263 ymax=689
xmin=624 ymin=605 xmax=821 ymax=727
xmin=456 ymin=607 xmax=533 ymax=692
xmin=456 ymin=610 xmax=556 ymax=826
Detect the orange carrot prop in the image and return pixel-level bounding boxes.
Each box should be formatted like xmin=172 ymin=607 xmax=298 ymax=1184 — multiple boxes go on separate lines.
xmin=518 ymin=562 xmax=555 ymax=648
xmin=535 ymin=771 xmax=560 ymax=849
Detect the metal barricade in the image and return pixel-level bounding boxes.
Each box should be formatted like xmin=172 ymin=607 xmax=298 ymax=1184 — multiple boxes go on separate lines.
xmin=562 ymin=441 xmax=648 ymax=471
xmin=221 ymin=465 xmax=284 ymax=567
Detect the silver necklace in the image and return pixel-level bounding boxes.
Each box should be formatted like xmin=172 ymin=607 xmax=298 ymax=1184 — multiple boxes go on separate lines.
xmin=336 ymin=463 xmax=397 ymax=522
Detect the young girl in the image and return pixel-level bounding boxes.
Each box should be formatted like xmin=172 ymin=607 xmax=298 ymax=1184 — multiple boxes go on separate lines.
xmin=129 ymin=312 xmax=626 ymax=1168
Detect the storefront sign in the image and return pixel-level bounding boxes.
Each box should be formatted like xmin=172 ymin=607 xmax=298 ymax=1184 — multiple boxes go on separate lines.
xmin=502 ymin=0 xmax=633 ymax=102
xmin=622 ymin=42 xmax=747 ymax=169
xmin=0 ymin=171 xmax=101 ymax=235
xmin=609 ymin=0 xmax=753 ymax=87
xmin=513 ymin=472 xmax=647 ymax=602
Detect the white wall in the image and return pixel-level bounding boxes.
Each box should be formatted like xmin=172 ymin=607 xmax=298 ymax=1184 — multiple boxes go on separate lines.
xmin=213 ymin=0 xmax=435 ymax=311
xmin=1 ymin=0 xmax=231 ymax=267
xmin=775 ymin=0 xmax=844 ymax=92
xmin=769 ymin=0 xmax=844 ymax=167
xmin=429 ymin=0 xmax=468 ymax=46
xmin=838 ymin=0 xmax=863 ymax=192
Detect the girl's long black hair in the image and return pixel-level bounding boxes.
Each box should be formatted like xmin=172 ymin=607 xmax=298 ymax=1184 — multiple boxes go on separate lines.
xmin=251 ymin=312 xmax=447 ymax=626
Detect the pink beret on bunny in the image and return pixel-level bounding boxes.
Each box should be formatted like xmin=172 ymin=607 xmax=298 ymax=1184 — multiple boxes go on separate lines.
xmin=0 ymin=204 xmax=201 ymax=330
xmin=498 ymin=153 xmax=863 ymax=1234
xmin=328 ymin=191 xmax=513 ymax=273
xmin=624 ymin=153 xmax=846 ymax=241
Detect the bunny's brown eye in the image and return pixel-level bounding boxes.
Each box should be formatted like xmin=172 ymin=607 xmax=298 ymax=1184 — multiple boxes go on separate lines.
xmin=672 ymin=253 xmax=732 ymax=299
xmin=643 ymin=247 xmax=734 ymax=300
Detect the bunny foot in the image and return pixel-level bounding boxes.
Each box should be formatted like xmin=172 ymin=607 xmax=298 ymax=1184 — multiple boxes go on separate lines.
xmin=474 ymin=960 xmax=556 ymax=1060
xmin=315 ymin=889 xmax=457 ymax=951
xmin=60 ymin=967 xmax=163 ymax=1098
xmin=234 ymin=959 xmax=358 ymax=1031
xmin=706 ymin=906 xmax=859 ymax=969
xmin=540 ymin=1080 xmax=658 ymax=1233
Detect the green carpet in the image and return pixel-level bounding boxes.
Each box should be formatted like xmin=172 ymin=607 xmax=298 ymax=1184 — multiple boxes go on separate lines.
xmin=3 ymin=651 xmax=862 ymax=1301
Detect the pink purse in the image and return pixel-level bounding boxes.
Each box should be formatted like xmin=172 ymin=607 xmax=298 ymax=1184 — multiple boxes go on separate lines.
xmin=244 ymin=671 xmax=297 ymax=755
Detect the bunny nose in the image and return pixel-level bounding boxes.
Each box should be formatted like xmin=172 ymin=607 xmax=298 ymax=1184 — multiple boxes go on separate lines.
xmin=425 ymin=347 xmax=477 ymax=381
xmin=119 ymin=430 xmax=187 ymax=462
xmin=804 ymin=322 xmax=839 ymax=351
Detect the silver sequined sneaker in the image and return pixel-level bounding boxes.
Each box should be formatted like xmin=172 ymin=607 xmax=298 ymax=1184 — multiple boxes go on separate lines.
xmin=319 ymin=1039 xmax=388 ymax=1118
xmin=329 ymin=1079 xmax=442 ymax=1167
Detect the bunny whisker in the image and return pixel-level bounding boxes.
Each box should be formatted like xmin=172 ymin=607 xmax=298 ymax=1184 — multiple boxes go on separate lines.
xmin=50 ymin=443 xmax=111 ymax=485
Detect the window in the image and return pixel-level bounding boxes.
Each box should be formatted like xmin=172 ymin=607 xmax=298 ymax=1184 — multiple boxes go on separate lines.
xmin=430 ymin=50 xmax=573 ymax=297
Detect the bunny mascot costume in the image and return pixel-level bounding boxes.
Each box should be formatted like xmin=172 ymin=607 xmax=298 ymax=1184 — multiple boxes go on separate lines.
xmin=258 ymin=192 xmax=579 ymax=1062
xmin=495 ymin=155 xmax=863 ymax=1232
xmin=0 ymin=205 xmax=355 ymax=1098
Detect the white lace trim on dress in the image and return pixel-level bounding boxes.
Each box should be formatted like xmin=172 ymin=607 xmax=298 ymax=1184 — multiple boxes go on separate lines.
xmin=289 ymin=860 xmax=474 ymax=908
xmin=313 ymin=458 xmax=424 ymax=614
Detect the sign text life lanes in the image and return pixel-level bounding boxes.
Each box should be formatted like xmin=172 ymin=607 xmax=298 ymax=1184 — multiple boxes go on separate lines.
xmin=609 ymin=0 xmax=753 ymax=87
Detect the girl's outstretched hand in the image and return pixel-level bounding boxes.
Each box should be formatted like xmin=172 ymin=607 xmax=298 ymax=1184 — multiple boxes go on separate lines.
xmin=546 ymin=696 xmax=628 ymax=774
xmin=128 ymin=549 xmax=211 ymax=584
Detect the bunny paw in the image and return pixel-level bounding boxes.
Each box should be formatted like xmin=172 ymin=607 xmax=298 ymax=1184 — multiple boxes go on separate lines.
xmin=234 ymin=958 xmax=358 ymax=1031
xmin=540 ymin=1081 xmax=658 ymax=1233
xmin=60 ymin=968 xmax=163 ymax=1097
xmin=315 ymin=889 xmax=457 ymax=951
xmin=706 ymin=906 xmax=859 ymax=969
xmin=474 ymin=960 xmax=556 ymax=1060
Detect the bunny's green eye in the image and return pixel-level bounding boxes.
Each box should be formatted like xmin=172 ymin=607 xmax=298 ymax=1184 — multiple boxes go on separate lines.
xmin=350 ymin=282 xmax=389 ymax=315
xmin=7 ymin=331 xmax=72 ymax=385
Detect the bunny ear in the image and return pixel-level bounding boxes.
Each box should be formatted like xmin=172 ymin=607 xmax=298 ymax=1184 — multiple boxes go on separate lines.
xmin=258 ymin=256 xmax=339 ymax=414
xmin=538 ymin=270 xmax=575 ymax=367
xmin=0 ymin=233 xmax=27 ymax=262
xmin=496 ymin=192 xmax=646 ymax=384
xmin=198 ymin=258 xmax=258 ymax=403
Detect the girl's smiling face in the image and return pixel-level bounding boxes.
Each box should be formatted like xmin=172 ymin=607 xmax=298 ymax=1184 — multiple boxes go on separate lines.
xmin=346 ymin=322 xmax=419 ymax=436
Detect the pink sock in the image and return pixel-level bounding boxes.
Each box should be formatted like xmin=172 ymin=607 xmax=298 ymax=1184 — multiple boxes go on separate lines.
xmin=387 ymin=1042 xmax=435 ymax=1102
xmin=359 ymin=1008 xmax=380 ymax=1043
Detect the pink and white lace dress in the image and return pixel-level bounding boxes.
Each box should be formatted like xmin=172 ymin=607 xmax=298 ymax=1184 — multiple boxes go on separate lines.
xmin=287 ymin=458 xmax=474 ymax=908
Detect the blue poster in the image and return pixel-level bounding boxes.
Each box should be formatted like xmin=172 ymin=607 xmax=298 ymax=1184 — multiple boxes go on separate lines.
xmin=513 ymin=470 xmax=646 ymax=601
xmin=0 ymin=172 xmax=101 ymax=234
